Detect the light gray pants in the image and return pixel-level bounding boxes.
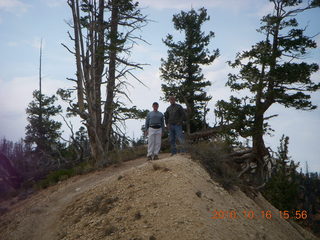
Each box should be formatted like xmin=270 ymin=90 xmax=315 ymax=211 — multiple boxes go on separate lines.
xmin=147 ymin=127 xmax=162 ymax=157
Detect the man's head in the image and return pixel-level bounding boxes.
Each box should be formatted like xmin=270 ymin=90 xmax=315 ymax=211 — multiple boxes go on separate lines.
xmin=152 ymin=102 xmax=159 ymax=111
xmin=168 ymin=96 xmax=176 ymax=105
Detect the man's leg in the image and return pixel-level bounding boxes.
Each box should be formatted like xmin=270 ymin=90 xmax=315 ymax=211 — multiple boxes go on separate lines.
xmin=176 ymin=124 xmax=185 ymax=153
xmin=154 ymin=128 xmax=162 ymax=158
xmin=147 ymin=127 xmax=155 ymax=158
xmin=169 ymin=124 xmax=177 ymax=155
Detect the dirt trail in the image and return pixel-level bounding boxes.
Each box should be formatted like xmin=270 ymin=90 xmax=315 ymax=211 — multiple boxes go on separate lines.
xmin=0 ymin=154 xmax=169 ymax=240
xmin=1 ymin=153 xmax=318 ymax=240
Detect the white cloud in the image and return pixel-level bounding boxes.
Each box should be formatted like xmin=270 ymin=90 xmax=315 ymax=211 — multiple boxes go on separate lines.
xmin=5 ymin=38 xmax=46 ymax=50
xmin=266 ymin=103 xmax=320 ymax=172
xmin=40 ymin=0 xmax=65 ymax=8
xmin=131 ymin=44 xmax=166 ymax=68
xmin=202 ymin=56 xmax=234 ymax=96
xmin=7 ymin=41 xmax=18 ymax=47
xmin=0 ymin=0 xmax=29 ymax=13
xmin=0 ymin=76 xmax=37 ymax=141
xmin=0 ymin=76 xmax=37 ymax=113
xmin=0 ymin=76 xmax=72 ymax=141
xmin=5 ymin=37 xmax=45 ymax=50
xmin=30 ymin=37 xmax=45 ymax=50
xmin=139 ymin=0 xmax=260 ymax=12
xmin=315 ymin=35 xmax=320 ymax=48
xmin=250 ymin=1 xmax=274 ymax=17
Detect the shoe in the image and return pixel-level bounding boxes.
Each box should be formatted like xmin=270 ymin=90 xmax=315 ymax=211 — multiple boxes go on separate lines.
xmin=170 ymin=153 xmax=176 ymax=156
xmin=147 ymin=156 xmax=152 ymax=161
xmin=154 ymin=155 xmax=159 ymax=160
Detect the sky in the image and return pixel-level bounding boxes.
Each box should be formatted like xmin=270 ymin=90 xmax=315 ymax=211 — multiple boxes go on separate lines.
xmin=0 ymin=0 xmax=319 ymax=172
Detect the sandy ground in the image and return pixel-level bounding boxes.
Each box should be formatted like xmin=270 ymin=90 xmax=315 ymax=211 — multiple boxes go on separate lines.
xmin=0 ymin=154 xmax=318 ymax=240
xmin=0 ymin=154 xmax=169 ymax=240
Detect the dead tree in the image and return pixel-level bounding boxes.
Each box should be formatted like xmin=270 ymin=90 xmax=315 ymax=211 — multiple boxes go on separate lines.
xmin=0 ymin=152 xmax=22 ymax=189
xmin=60 ymin=0 xmax=148 ymax=165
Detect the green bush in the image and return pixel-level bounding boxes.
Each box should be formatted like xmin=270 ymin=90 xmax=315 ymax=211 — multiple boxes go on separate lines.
xmin=262 ymin=135 xmax=299 ymax=211
xmin=34 ymin=145 xmax=148 ymax=189
xmin=35 ymin=168 xmax=76 ymax=189
xmin=73 ymin=161 xmax=95 ymax=175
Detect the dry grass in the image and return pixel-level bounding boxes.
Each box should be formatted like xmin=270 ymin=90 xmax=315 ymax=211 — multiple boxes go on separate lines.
xmin=152 ymin=163 xmax=162 ymax=171
xmin=189 ymin=141 xmax=240 ymax=190
xmin=104 ymin=225 xmax=117 ymax=236
xmin=152 ymin=163 xmax=171 ymax=172
xmin=109 ymin=145 xmax=147 ymax=164
xmin=85 ymin=195 xmax=119 ymax=215
xmin=35 ymin=146 xmax=147 ymax=190
xmin=134 ymin=211 xmax=142 ymax=220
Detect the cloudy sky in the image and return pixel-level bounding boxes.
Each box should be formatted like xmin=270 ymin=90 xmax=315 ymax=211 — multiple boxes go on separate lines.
xmin=0 ymin=0 xmax=319 ymax=172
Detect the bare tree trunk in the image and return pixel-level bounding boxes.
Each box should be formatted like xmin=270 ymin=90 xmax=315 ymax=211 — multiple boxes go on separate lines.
xmin=252 ymin=111 xmax=269 ymax=185
xmin=69 ymin=0 xmax=85 ymax=114
xmin=65 ymin=0 xmax=147 ymax=165
xmin=89 ymin=0 xmax=107 ymax=165
xmin=68 ymin=0 xmax=107 ymax=165
xmin=250 ymin=9 xmax=281 ymax=185
xmin=103 ymin=0 xmax=119 ymax=153
xmin=38 ymin=39 xmax=44 ymax=152
xmin=182 ymin=96 xmax=191 ymax=135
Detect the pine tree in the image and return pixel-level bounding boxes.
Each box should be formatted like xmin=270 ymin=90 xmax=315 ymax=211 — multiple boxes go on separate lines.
xmin=264 ymin=135 xmax=299 ymax=210
xmin=25 ymin=90 xmax=62 ymax=153
xmin=215 ymin=0 xmax=320 ymax=184
xmin=160 ymin=7 xmax=219 ymax=133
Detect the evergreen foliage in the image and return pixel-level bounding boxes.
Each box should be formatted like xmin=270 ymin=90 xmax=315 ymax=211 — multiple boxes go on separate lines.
xmin=215 ymin=0 xmax=320 ymax=184
xmin=216 ymin=1 xmax=320 ymax=136
xmin=160 ymin=7 xmax=219 ymax=133
xmin=264 ymin=135 xmax=299 ymax=210
xmin=25 ymin=90 xmax=62 ymax=153
xmin=299 ymin=171 xmax=320 ymax=235
xmin=262 ymin=135 xmax=320 ymax=235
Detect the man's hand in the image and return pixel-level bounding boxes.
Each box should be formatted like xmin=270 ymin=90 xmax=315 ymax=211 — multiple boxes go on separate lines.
xmin=144 ymin=130 xmax=148 ymax=137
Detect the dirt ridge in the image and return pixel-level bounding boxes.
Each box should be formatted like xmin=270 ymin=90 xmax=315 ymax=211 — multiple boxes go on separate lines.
xmin=0 ymin=154 xmax=318 ymax=240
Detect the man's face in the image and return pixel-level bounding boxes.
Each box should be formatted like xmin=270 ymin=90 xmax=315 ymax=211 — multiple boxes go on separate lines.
xmin=169 ymin=97 xmax=175 ymax=104
xmin=153 ymin=104 xmax=159 ymax=111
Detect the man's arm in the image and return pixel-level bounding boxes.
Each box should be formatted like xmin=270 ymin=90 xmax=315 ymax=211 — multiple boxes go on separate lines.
xmin=164 ymin=108 xmax=169 ymax=126
xmin=145 ymin=112 xmax=150 ymax=131
xmin=161 ymin=113 xmax=165 ymax=132
xmin=179 ymin=105 xmax=186 ymax=123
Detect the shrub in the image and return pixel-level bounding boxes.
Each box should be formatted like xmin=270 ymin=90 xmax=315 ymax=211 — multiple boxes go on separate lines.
xmin=108 ymin=145 xmax=147 ymax=164
xmin=34 ymin=145 xmax=147 ymax=190
xmin=35 ymin=168 xmax=75 ymax=189
xmin=189 ymin=141 xmax=239 ymax=190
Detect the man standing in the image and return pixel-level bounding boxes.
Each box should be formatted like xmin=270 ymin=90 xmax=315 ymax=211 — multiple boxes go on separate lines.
xmin=145 ymin=102 xmax=164 ymax=160
xmin=164 ymin=96 xmax=186 ymax=155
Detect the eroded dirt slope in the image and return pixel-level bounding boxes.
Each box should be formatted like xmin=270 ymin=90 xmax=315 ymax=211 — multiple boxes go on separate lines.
xmin=0 ymin=154 xmax=318 ymax=240
xmin=0 ymin=154 xmax=164 ymax=240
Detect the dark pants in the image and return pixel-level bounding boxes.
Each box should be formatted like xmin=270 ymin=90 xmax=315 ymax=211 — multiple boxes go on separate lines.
xmin=169 ymin=124 xmax=185 ymax=154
